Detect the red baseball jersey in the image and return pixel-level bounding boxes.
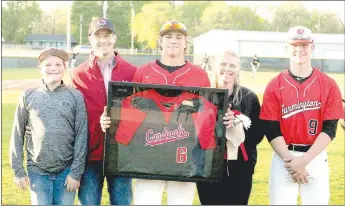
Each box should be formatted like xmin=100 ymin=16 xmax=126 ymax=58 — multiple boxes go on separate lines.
xmin=113 ymin=89 xmax=217 ymax=177
xmin=115 ymin=89 xmax=217 ymax=147
xmin=133 ymin=61 xmax=211 ymax=87
xmin=260 ymin=68 xmax=344 ymax=145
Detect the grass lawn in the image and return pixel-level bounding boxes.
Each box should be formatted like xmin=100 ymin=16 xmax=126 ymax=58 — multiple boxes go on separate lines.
xmin=1 ymin=70 xmax=344 ymax=205
xmin=2 ymin=68 xmax=71 ymax=81
xmin=2 ymin=68 xmax=41 ymax=80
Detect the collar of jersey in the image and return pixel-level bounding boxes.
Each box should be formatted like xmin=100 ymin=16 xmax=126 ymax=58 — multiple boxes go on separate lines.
xmin=147 ymin=89 xmax=198 ymax=113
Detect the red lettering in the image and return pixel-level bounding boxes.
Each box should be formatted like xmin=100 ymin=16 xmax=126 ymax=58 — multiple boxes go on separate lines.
xmin=297 ymin=29 xmax=304 ymax=35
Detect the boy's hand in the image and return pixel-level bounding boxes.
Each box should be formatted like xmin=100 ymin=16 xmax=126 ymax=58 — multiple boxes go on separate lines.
xmin=65 ymin=175 xmax=80 ymax=192
xmin=14 ymin=176 xmax=30 ymax=190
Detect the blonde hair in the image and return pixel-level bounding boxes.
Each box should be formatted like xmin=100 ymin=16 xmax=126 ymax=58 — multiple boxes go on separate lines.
xmin=212 ymin=49 xmax=242 ymax=106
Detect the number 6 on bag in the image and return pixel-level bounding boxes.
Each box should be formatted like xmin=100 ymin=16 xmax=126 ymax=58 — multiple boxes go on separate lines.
xmin=176 ymin=147 xmax=187 ymax=163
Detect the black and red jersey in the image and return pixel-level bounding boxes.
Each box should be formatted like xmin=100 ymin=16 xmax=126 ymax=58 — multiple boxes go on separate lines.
xmin=113 ymin=89 xmax=218 ymax=177
xmin=133 ymin=61 xmax=211 ymax=87
xmin=260 ymin=68 xmax=344 ymax=145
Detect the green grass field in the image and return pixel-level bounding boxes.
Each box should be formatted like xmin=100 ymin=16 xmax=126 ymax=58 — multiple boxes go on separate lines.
xmin=1 ymin=70 xmax=344 ymax=205
xmin=2 ymin=68 xmax=71 ymax=81
xmin=2 ymin=68 xmax=41 ymax=80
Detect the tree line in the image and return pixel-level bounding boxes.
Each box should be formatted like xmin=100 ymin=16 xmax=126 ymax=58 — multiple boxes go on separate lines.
xmin=2 ymin=1 xmax=344 ymax=49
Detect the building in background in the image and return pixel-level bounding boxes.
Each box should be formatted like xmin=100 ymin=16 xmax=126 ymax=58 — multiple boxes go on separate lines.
xmin=24 ymin=34 xmax=78 ymax=50
xmin=193 ymin=30 xmax=344 ymax=72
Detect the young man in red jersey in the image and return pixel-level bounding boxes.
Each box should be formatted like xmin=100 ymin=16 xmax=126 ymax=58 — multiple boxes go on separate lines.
xmin=132 ymin=19 xmax=211 ymax=205
xmin=101 ymin=20 xmax=235 ymax=205
xmin=260 ymin=26 xmax=344 ymax=205
xmin=132 ymin=20 xmax=210 ymax=87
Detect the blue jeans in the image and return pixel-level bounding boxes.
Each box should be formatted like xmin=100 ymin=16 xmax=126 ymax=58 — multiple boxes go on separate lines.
xmin=28 ymin=167 xmax=76 ymax=205
xmin=78 ymin=161 xmax=132 ymax=205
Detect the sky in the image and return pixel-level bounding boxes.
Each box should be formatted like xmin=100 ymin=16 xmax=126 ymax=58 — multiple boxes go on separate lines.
xmin=35 ymin=1 xmax=344 ymax=23
xmin=227 ymin=1 xmax=344 ymax=21
xmin=227 ymin=1 xmax=343 ymax=11
xmin=36 ymin=1 xmax=344 ymax=12
xmin=37 ymin=1 xmax=72 ymax=11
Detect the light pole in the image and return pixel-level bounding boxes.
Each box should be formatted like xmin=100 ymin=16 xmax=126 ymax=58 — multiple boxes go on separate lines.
xmin=66 ymin=2 xmax=72 ymax=52
xmin=130 ymin=1 xmax=135 ymax=54
xmin=103 ymin=1 xmax=108 ymax=19
xmin=80 ymin=14 xmax=83 ymax=45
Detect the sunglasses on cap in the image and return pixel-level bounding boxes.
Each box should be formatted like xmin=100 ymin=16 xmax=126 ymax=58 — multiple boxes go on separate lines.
xmin=160 ymin=20 xmax=187 ymax=36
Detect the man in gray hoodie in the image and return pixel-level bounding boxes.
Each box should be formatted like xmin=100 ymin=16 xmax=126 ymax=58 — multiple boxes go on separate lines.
xmin=10 ymin=48 xmax=88 ymax=205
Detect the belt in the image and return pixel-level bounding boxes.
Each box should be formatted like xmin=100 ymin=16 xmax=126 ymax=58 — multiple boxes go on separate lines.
xmin=287 ymin=144 xmax=311 ymax=152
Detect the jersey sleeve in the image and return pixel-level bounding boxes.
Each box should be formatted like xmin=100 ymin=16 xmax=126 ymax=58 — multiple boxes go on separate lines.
xmin=324 ymin=81 xmax=344 ymax=120
xmin=204 ymin=73 xmax=211 ymax=87
xmin=114 ymin=96 xmax=147 ymax=145
xmin=259 ymin=81 xmax=281 ymax=121
xmin=197 ymin=67 xmax=211 ymax=87
xmin=132 ymin=69 xmax=142 ymax=83
xmin=191 ymin=97 xmax=217 ymax=150
xmin=205 ymin=78 xmax=211 ymax=87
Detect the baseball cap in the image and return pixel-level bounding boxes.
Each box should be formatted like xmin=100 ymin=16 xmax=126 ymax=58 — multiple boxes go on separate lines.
xmin=159 ymin=20 xmax=188 ymax=37
xmin=38 ymin=48 xmax=69 ymax=63
xmin=287 ymin=26 xmax=314 ymax=45
xmin=89 ymin=18 xmax=115 ymax=36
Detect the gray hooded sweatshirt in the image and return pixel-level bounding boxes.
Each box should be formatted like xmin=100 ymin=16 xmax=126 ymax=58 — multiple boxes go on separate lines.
xmin=10 ymin=81 xmax=88 ymax=180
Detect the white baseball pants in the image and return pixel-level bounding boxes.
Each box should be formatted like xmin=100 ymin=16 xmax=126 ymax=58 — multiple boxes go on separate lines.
xmin=251 ymin=64 xmax=259 ymax=78
xmin=133 ymin=179 xmax=196 ymax=205
xmin=269 ymin=149 xmax=329 ymax=205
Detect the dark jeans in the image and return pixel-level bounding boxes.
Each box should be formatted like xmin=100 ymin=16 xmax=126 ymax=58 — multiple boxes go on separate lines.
xmin=197 ymin=159 xmax=254 ymax=205
xmin=78 ymin=161 xmax=132 ymax=205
